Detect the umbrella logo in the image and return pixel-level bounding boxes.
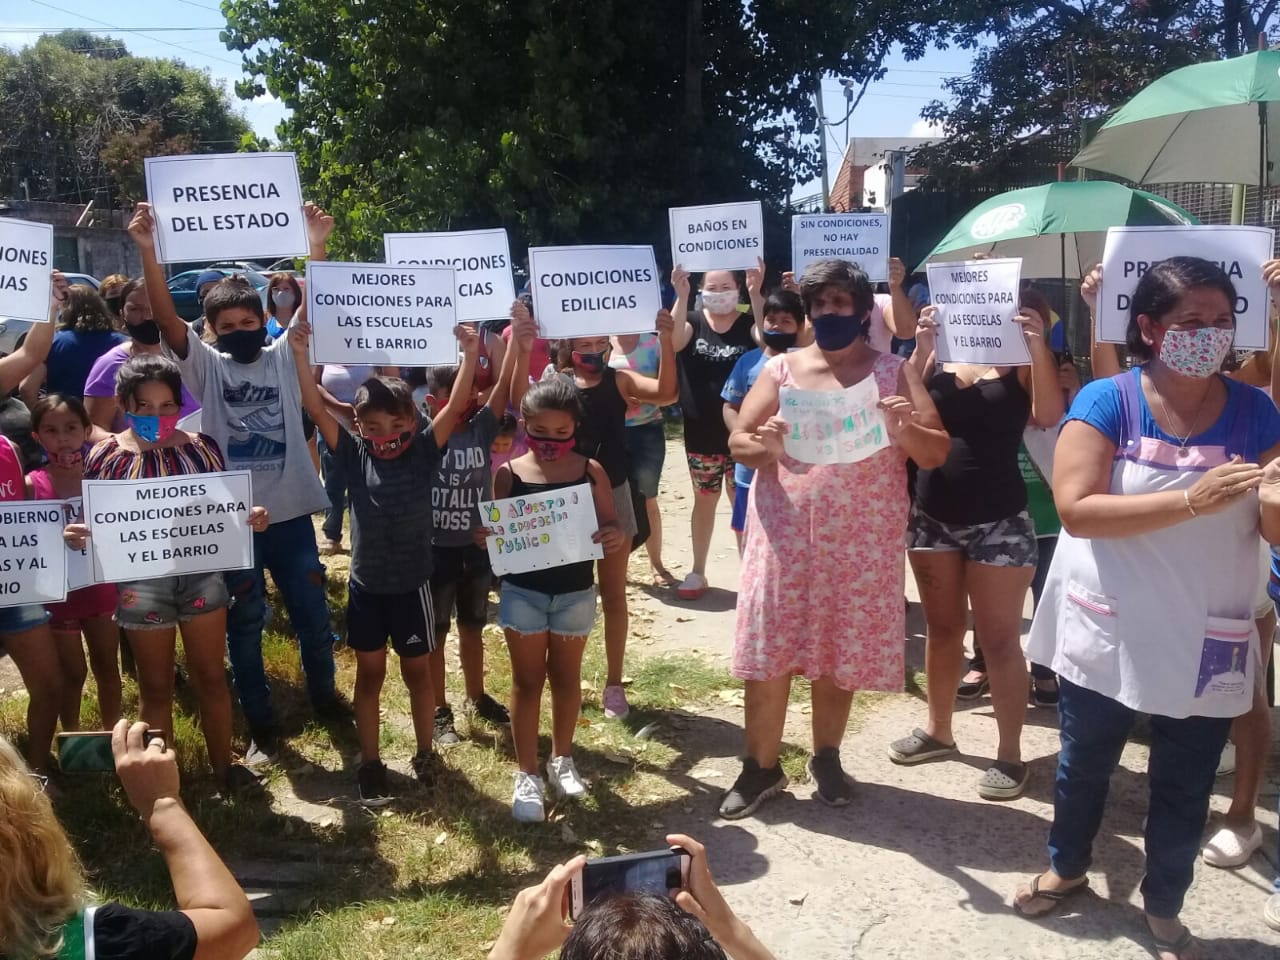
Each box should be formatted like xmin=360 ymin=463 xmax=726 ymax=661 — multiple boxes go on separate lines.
xmin=970 ymin=203 xmax=1027 ymax=240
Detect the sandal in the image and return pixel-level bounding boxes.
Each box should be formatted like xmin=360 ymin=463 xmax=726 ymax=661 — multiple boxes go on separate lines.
xmin=957 ymin=670 xmax=989 ymax=700
xmin=977 ymin=760 xmax=1029 ymax=800
xmin=1013 ymin=874 xmax=1089 ymax=918
xmin=652 ymin=568 xmax=679 ymax=588
xmin=887 ymin=728 xmax=957 ymax=765
xmin=1149 ymin=923 xmax=1198 ymax=960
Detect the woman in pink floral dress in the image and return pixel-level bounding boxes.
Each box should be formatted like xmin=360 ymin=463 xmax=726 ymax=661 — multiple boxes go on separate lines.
xmin=720 ymin=259 xmax=950 ymax=819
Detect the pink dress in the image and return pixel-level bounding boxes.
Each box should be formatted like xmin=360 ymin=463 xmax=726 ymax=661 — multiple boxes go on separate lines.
xmin=732 ymin=352 xmax=908 ymax=692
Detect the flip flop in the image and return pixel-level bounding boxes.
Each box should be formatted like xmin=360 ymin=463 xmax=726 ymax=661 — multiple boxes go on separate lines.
xmin=1013 ymin=874 xmax=1089 ymax=918
xmin=1149 ymin=925 xmax=1197 ymax=960
xmin=652 ymin=568 xmax=679 ymax=587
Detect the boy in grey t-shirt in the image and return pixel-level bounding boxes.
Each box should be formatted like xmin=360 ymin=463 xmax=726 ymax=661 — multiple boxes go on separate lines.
xmin=129 ymin=202 xmax=342 ymax=762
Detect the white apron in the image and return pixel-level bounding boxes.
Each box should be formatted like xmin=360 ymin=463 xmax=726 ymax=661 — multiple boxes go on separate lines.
xmin=1026 ymin=369 xmax=1264 ymax=719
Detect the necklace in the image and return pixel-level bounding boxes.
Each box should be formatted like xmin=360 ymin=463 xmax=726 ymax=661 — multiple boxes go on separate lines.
xmin=1153 ymin=381 xmax=1212 ymax=455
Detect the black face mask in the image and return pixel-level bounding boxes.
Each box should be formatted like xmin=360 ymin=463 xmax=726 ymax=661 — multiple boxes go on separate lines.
xmin=762 ymin=330 xmax=798 ymax=352
xmin=127 ymin=319 xmax=162 ymax=345
xmin=216 ymin=327 xmax=268 ymax=364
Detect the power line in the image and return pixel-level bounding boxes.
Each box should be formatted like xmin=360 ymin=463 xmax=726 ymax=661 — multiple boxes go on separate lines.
xmin=23 ymin=0 xmax=242 ymax=67
xmin=3 ymin=25 xmax=225 ymax=33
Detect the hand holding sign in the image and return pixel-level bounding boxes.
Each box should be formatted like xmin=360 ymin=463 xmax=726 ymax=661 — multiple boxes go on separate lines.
xmin=1264 ymin=259 xmax=1280 ymax=309
xmin=304 ymin=202 xmax=335 ymax=251
xmin=755 ymin=416 xmax=788 ymax=462
xmin=1081 ymin=263 xmax=1103 ymax=315
xmin=51 ymin=270 xmax=69 ymax=307
xmin=745 ymin=257 xmax=766 ymax=300
xmin=671 ymin=264 xmax=691 ymax=300
xmin=591 ymin=522 xmax=627 ymax=555
xmin=878 ymin=395 xmax=918 ymax=439
xmin=128 ymin=202 xmax=157 ymax=253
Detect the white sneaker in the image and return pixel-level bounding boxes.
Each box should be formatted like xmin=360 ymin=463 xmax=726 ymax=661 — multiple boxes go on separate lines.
xmin=1202 ymin=822 xmax=1262 ymax=867
xmin=1216 ymin=741 xmax=1237 ymax=777
xmin=512 ymin=771 xmax=546 ymax=822
xmin=546 ymin=755 xmax=588 ymax=800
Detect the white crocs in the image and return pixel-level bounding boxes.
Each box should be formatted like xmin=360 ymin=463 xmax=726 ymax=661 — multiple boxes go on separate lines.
xmin=1202 ymin=821 xmax=1262 ymax=868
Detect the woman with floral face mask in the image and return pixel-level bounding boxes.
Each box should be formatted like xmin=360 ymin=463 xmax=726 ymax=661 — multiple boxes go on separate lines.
xmin=1012 ymin=257 xmax=1280 ymax=960
xmin=65 ymin=354 xmax=270 ymax=798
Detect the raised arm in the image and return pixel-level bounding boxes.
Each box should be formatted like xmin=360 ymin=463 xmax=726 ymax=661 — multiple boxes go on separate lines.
xmin=617 ymin=309 xmax=678 ymax=406
xmin=303 ymin=202 xmax=334 ymax=266
xmin=886 ymin=257 xmax=917 ymax=339
xmin=485 ymin=320 xmax=519 ymax=416
xmin=1083 ymin=263 xmax=1122 ymax=380
xmin=745 ymin=256 xmax=766 ymax=347
xmin=0 ymin=270 xmax=63 ymax=394
xmin=432 ymin=324 xmax=479 ymax=446
xmin=508 ymin=300 xmax=536 ymax=411
xmin=127 ymin=204 xmax=188 ymax=356
xmin=908 ymin=306 xmax=939 ymax=380
xmin=1265 ymin=260 xmax=1280 ymax=401
xmin=287 ymin=320 xmax=341 ymax=451
xmin=112 ymin=720 xmax=258 ymax=960
xmin=1018 ymin=308 xmax=1067 ymax=428
xmin=671 ymin=265 xmax=695 ymax=351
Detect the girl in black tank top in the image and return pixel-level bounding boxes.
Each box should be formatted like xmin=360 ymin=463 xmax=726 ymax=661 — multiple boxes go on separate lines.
xmin=487 ymin=375 xmax=629 ymax=823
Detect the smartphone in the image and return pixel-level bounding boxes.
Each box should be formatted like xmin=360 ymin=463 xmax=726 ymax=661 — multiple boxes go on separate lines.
xmin=57 ymin=730 xmax=162 ymax=773
xmin=569 ymin=847 xmax=691 ymax=920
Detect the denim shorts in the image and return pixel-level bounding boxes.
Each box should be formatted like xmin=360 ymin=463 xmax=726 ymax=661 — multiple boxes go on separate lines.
xmin=0 ymin=603 xmax=51 ymax=635
xmin=499 ymin=582 xmax=597 ymax=637
xmin=117 ymin=573 xmax=229 ymax=629
xmin=626 ymin=421 xmax=667 ymax=499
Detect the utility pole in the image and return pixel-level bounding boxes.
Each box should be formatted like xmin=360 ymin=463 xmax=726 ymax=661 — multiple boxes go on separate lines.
xmin=814 ymin=72 xmax=830 ymax=211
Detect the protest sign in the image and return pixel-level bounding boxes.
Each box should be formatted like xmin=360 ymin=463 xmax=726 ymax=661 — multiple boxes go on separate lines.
xmin=62 ymin=498 xmax=94 ymax=592
xmin=477 ymin=482 xmax=603 ymax=577
xmin=307 ymin=260 xmax=460 ymax=366
xmin=384 ymin=229 xmax=515 ymax=323
xmin=926 ymin=257 xmax=1030 ymax=366
xmin=1098 ymin=225 xmax=1274 ymax=350
xmin=0 ymin=217 xmax=54 ymax=323
xmin=669 ymin=201 xmax=764 ymax=272
xmin=527 ymin=245 xmax=662 ymax=338
xmin=144 ymin=152 xmax=308 ymax=264
xmin=0 ymin=500 xmax=67 ymax=607
xmin=82 ymin=472 xmax=255 ymax=584
xmin=791 ymin=213 xmax=890 ymax=283
xmin=780 ymin=379 xmax=890 ymax=465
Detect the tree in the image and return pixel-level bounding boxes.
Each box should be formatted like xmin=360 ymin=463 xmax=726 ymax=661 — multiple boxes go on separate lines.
xmin=0 ymin=32 xmax=250 ymax=207
xmin=220 ymin=0 xmax=955 ymax=257
xmin=915 ymin=1 xmax=1280 ymax=176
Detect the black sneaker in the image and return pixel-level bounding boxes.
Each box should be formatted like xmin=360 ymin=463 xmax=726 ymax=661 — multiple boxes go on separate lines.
xmin=807 ymin=747 xmax=854 ymax=807
xmin=433 ymin=705 xmax=462 ymax=747
xmin=411 ymin=748 xmax=443 ymax=786
xmin=357 ymin=760 xmax=393 ymax=806
xmin=718 ymin=758 xmax=788 ymax=820
xmin=467 ymin=693 xmax=510 ymax=726
xmin=244 ymin=726 xmax=281 ymax=767
xmin=314 ymin=693 xmax=355 ymax=724
xmin=1031 ymin=674 xmax=1060 ymax=708
xmin=222 ymin=763 xmax=265 ymax=798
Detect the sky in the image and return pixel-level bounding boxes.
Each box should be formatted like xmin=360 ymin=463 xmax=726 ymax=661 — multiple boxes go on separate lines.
xmin=1 ymin=0 xmax=975 ymax=191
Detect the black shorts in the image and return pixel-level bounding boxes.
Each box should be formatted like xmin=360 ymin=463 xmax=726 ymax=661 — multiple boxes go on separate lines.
xmin=429 ymin=544 xmax=493 ymax=634
xmin=346 ymin=580 xmax=436 ymax=658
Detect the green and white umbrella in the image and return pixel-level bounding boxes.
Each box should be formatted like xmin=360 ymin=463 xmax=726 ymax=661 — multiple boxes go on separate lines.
xmin=1072 ymin=50 xmax=1280 ymax=187
xmin=919 ymin=181 xmax=1197 ymax=278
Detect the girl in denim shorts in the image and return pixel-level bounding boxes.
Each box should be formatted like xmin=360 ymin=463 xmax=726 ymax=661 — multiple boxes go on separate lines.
xmin=485 ymin=376 xmax=627 ymax=823
xmin=66 ymin=355 xmax=269 ymax=796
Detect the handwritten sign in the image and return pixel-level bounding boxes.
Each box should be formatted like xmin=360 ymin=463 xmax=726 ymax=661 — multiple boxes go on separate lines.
xmin=0 ymin=501 xmax=67 ymax=607
xmin=779 ymin=378 xmax=890 ymax=465
xmin=1099 ymin=225 xmax=1274 ymax=351
xmin=384 ymin=229 xmax=515 ymax=324
xmin=791 ymin=213 xmax=889 ymax=283
xmin=669 ymin=201 xmax=764 ymax=272
xmin=306 ymin=260 xmax=459 ymax=366
xmin=82 ymin=472 xmax=255 ymax=583
xmin=144 ymin=152 xmax=308 ymax=264
xmin=62 ymin=498 xmax=94 ymax=592
xmin=926 ymin=257 xmax=1030 ymax=366
xmin=527 ymin=244 xmax=662 ymax=338
xmin=478 ymin=482 xmax=603 ymax=576
xmin=0 ymin=217 xmax=54 ymax=323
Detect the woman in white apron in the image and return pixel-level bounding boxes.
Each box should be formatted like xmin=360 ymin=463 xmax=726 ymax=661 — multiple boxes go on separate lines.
xmin=1014 ymin=257 xmax=1280 ymax=960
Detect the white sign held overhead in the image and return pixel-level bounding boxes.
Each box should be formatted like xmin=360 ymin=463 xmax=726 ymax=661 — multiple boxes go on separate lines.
xmin=82 ymin=472 xmax=256 ymax=584
xmin=0 ymin=500 xmax=67 ymax=607
xmin=306 ymin=260 xmax=460 ymax=367
xmin=669 ymin=201 xmax=764 ymax=272
xmin=1099 ymin=225 xmax=1274 ymax=351
xmin=926 ymin=257 xmax=1030 ymax=366
xmin=144 ymin=152 xmax=308 ymax=264
xmin=0 ymin=217 xmax=54 ymax=323
xmin=791 ymin=213 xmax=890 ymax=283
xmin=384 ymin=229 xmax=516 ymax=323
xmin=527 ymin=245 xmax=662 ymax=338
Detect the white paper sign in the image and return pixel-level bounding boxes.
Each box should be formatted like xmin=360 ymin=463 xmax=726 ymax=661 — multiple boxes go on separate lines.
xmin=0 ymin=217 xmax=54 ymax=323
xmin=527 ymin=245 xmax=662 ymax=338
xmin=669 ymin=201 xmax=764 ymax=272
xmin=779 ymin=379 xmax=890 ymax=465
xmin=82 ymin=471 xmax=255 ymax=583
xmin=62 ymin=498 xmax=94 ymax=592
xmin=144 ymin=152 xmax=308 ymax=264
xmin=478 ymin=482 xmax=604 ymax=576
xmin=791 ymin=213 xmax=889 ymax=283
xmin=384 ymin=229 xmax=515 ymax=323
xmin=926 ymin=258 xmax=1030 ymax=366
xmin=0 ymin=500 xmax=67 ymax=607
xmin=1099 ymin=225 xmax=1274 ymax=351
xmin=306 ymin=260 xmax=459 ymax=366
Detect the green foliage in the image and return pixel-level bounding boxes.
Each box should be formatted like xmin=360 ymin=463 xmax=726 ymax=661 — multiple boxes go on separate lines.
xmin=0 ymin=32 xmax=250 ymax=206
xmin=220 ymin=0 xmax=938 ymax=258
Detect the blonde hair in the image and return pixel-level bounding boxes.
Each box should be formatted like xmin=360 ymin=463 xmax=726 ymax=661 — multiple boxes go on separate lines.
xmin=0 ymin=737 xmax=86 ymax=958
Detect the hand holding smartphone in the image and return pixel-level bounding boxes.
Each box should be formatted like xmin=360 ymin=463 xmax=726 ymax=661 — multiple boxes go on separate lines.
xmin=57 ymin=729 xmax=163 ymax=773
xmin=568 ymin=847 xmax=692 ymax=920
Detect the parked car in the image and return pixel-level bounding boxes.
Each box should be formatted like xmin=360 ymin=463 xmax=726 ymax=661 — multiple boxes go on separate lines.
xmin=0 ymin=273 xmax=100 ymax=355
xmin=168 ymin=268 xmax=269 ymax=322
xmin=205 ymin=260 xmax=270 ymax=273
xmin=265 ymin=257 xmax=302 ymax=275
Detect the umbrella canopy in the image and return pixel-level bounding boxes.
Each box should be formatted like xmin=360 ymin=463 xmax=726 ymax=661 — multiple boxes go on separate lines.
xmin=1072 ymin=50 xmax=1280 ymax=186
xmin=918 ymin=181 xmax=1198 ymax=277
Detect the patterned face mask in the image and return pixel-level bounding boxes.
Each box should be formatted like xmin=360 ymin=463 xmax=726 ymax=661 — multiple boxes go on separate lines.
xmin=1158 ymin=326 xmax=1234 ymax=379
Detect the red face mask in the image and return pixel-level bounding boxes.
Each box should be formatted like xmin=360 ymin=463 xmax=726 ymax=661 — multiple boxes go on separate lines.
xmin=364 ymin=430 xmax=414 ymax=460
xmin=527 ymin=433 xmax=576 ymax=461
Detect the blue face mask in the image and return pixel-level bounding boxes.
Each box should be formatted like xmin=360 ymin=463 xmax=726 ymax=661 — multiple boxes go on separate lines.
xmin=126 ymin=412 xmax=179 ymax=444
xmin=810 ymin=313 xmax=863 ymax=352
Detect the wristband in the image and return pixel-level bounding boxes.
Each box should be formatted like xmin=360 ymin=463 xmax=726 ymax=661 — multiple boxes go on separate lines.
xmin=1184 ymin=488 xmax=1197 ymax=517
